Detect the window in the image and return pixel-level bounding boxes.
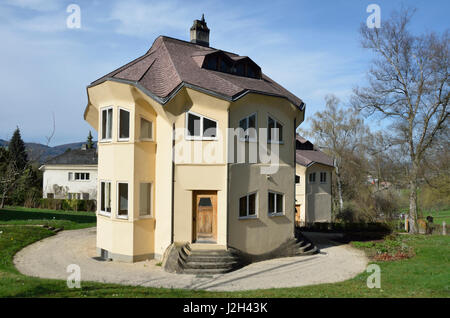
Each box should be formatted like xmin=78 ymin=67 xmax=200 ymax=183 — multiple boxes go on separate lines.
xmin=239 ymin=192 xmax=257 ymax=218
xmin=100 ymin=181 xmax=111 ymax=215
xmin=68 ymin=193 xmax=81 ymax=200
xmin=47 ymin=193 xmax=54 ymax=199
xmin=82 ymin=193 xmax=89 ymax=200
xmin=295 ymin=175 xmax=300 ymax=184
xmin=140 ymin=118 xmax=153 ymax=140
xmin=68 ymin=172 xmax=73 ymax=181
xmin=268 ymin=115 xmax=283 ymax=143
xmin=101 ymin=107 xmax=113 ymax=141
xmin=73 ymin=172 xmax=90 ymax=181
xmin=239 ymin=113 xmax=257 ymax=141
xmin=186 ymin=111 xmax=217 ymax=140
xmin=118 ymin=108 xmax=130 ymax=141
xmin=309 ymin=172 xmax=316 ymax=183
xmin=139 ymin=183 xmax=152 ymax=217
xmin=268 ymin=191 xmax=284 ymax=215
xmin=118 ymin=183 xmax=128 ymax=218
xmin=320 ymin=172 xmax=327 ymax=183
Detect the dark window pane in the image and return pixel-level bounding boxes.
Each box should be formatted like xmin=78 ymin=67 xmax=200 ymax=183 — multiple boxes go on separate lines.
xmin=107 ymin=109 xmax=112 ymax=139
xmin=268 ymin=192 xmax=275 ymax=213
xmin=207 ymin=56 xmax=217 ymax=70
xmin=118 ymin=183 xmax=128 ymax=216
xmin=199 ymin=197 xmax=212 ymax=207
xmin=236 ymin=63 xmax=245 ymax=76
xmin=203 ymin=118 xmax=217 ymax=138
xmin=119 ymin=109 xmax=130 ymax=139
xmin=276 ymin=194 xmax=283 ymax=213
xmin=239 ymin=196 xmax=247 ymax=217
xmin=101 ymin=182 xmax=105 ymax=211
xmin=140 ymin=118 xmax=153 ymax=139
xmin=187 ymin=113 xmax=201 ymax=137
xmin=268 ymin=117 xmax=275 ymax=141
xmin=102 ymin=110 xmax=107 ymax=139
xmin=220 ymin=59 xmax=230 ymax=72
xmin=247 ymin=66 xmax=255 ymax=78
xmin=248 ymin=193 xmax=256 ymax=215
xmin=248 ymin=114 xmax=257 ymax=140
xmin=295 ymin=175 xmax=300 ymax=184
xmin=86 ymin=173 xmax=90 ymax=180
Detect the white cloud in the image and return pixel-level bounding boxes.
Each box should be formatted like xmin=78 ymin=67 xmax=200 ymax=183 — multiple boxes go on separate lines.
xmin=3 ymin=0 xmax=62 ymax=12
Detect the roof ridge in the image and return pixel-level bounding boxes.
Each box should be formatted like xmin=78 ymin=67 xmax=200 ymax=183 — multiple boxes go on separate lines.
xmin=160 ymin=38 xmax=182 ymax=85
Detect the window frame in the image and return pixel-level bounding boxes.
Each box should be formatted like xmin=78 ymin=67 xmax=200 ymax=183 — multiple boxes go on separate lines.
xmin=238 ymin=191 xmax=258 ymax=219
xmin=139 ymin=116 xmax=154 ymax=141
xmin=239 ymin=112 xmax=258 ymax=142
xmin=267 ymin=114 xmax=284 ymax=144
xmin=309 ymin=172 xmax=316 ymax=184
xmin=268 ymin=190 xmax=285 ymax=216
xmin=185 ymin=111 xmax=218 ymax=141
xmin=100 ymin=106 xmax=113 ymax=142
xmin=72 ymin=172 xmax=90 ymax=182
xmin=320 ymin=172 xmax=327 ymax=184
xmin=118 ymin=107 xmax=131 ymax=142
xmin=116 ymin=182 xmax=129 ymax=220
xmin=139 ymin=182 xmax=153 ymax=218
xmin=99 ymin=180 xmax=112 ymax=217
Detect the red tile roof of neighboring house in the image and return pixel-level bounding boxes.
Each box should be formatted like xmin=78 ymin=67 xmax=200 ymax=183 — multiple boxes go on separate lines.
xmin=89 ymin=36 xmax=305 ymax=109
xmin=296 ymin=135 xmax=334 ymax=167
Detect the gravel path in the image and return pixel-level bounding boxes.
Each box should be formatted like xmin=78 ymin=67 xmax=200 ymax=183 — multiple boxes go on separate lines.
xmin=13 ymin=228 xmax=368 ymax=291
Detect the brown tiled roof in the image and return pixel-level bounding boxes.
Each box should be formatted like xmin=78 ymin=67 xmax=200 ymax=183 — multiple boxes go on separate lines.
xmin=296 ymin=135 xmax=333 ymax=167
xmin=90 ymin=36 xmax=304 ymax=109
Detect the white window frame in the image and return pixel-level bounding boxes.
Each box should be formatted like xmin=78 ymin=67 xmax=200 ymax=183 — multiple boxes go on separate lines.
xmin=99 ymin=180 xmax=112 ymax=217
xmin=239 ymin=112 xmax=258 ymax=142
xmin=238 ymin=191 xmax=258 ymax=219
xmin=116 ymin=181 xmax=129 ymax=220
xmin=185 ymin=111 xmax=218 ymax=141
xmin=139 ymin=182 xmax=153 ymax=218
xmin=309 ymin=172 xmax=316 ymax=183
xmin=139 ymin=116 xmax=154 ymax=141
xmin=320 ymin=172 xmax=327 ymax=184
xmin=267 ymin=114 xmax=284 ymax=144
xmin=100 ymin=106 xmax=113 ymax=142
xmin=118 ymin=107 xmax=131 ymax=142
xmin=73 ymin=172 xmax=90 ymax=182
xmin=268 ymin=190 xmax=285 ymax=216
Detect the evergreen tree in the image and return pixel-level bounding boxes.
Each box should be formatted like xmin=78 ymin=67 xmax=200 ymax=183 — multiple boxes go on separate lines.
xmin=8 ymin=127 xmax=28 ymax=170
xmin=86 ymin=131 xmax=94 ymax=149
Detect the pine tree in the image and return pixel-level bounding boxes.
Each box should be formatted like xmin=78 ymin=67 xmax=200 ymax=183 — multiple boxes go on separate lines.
xmin=8 ymin=127 xmax=28 ymax=170
xmin=86 ymin=131 xmax=94 ymax=149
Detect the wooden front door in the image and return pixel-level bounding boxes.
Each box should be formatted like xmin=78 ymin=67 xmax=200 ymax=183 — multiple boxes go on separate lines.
xmin=193 ymin=191 xmax=217 ymax=243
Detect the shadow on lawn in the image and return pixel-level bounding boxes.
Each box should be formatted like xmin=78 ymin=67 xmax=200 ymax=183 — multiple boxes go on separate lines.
xmin=0 ymin=208 xmax=96 ymax=225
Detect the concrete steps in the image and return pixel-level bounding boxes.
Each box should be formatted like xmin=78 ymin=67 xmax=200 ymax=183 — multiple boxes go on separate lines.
xmin=178 ymin=244 xmax=241 ymax=275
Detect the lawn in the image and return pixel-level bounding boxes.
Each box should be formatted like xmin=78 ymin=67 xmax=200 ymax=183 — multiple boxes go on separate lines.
xmin=0 ymin=206 xmax=449 ymax=298
xmin=424 ymin=209 xmax=450 ymax=225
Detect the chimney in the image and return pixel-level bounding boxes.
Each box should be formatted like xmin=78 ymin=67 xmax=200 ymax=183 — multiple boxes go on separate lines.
xmin=190 ymin=14 xmax=210 ymax=47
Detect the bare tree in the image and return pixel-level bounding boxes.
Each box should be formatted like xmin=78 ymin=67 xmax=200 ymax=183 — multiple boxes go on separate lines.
xmin=353 ymin=9 xmax=449 ymax=233
xmin=299 ymin=94 xmax=369 ymax=215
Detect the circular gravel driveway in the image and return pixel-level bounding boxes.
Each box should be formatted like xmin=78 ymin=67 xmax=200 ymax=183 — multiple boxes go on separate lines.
xmin=14 ymin=228 xmax=368 ymax=291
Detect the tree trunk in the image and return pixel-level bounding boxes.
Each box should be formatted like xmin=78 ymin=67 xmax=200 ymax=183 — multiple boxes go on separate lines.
xmin=335 ymin=163 xmax=344 ymax=213
xmin=0 ymin=192 xmax=5 ymax=209
xmin=408 ymin=168 xmax=419 ymax=234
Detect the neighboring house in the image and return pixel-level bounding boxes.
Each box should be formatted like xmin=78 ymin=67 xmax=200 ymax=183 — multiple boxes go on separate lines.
xmin=39 ymin=146 xmax=98 ymax=200
xmin=83 ymin=16 xmax=305 ymax=262
xmin=295 ymin=135 xmax=333 ymax=225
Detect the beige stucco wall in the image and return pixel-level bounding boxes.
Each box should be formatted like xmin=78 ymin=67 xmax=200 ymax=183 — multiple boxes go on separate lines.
xmin=227 ymin=94 xmax=300 ymax=255
xmin=295 ymin=162 xmax=333 ymax=224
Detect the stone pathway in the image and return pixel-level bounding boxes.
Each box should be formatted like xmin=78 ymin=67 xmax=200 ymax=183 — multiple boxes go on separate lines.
xmin=14 ymin=228 xmax=368 ymax=291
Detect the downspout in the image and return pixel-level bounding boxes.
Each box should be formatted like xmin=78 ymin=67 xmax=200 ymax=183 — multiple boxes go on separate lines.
xmin=171 ymin=122 xmax=175 ymax=244
xmin=226 ymin=108 xmax=230 ymax=249
xmin=293 ymin=118 xmax=297 ymax=236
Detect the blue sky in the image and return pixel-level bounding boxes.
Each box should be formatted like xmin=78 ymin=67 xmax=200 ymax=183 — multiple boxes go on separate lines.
xmin=0 ymin=0 xmax=448 ymax=145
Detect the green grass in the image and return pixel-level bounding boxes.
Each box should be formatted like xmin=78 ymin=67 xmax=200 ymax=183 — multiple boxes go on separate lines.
xmin=0 ymin=207 xmax=449 ymax=297
xmin=0 ymin=206 xmax=96 ymax=230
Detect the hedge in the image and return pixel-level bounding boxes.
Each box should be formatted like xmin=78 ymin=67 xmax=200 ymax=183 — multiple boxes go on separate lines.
xmin=297 ymin=221 xmax=393 ymax=234
xmin=38 ymin=198 xmax=96 ymax=212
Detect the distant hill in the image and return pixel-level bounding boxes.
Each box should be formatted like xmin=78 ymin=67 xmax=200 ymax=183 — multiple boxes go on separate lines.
xmin=0 ymin=139 xmax=96 ymax=163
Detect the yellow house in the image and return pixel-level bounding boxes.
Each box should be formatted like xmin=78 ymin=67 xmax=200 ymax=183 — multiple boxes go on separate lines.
xmin=295 ymin=136 xmax=334 ymax=226
xmin=83 ymin=16 xmax=307 ymax=266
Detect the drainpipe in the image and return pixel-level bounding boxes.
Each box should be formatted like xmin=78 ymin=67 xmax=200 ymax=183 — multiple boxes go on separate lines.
xmin=171 ymin=122 xmax=175 ymax=244
xmin=226 ymin=108 xmax=230 ymax=249
xmin=293 ymin=118 xmax=296 ymax=236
